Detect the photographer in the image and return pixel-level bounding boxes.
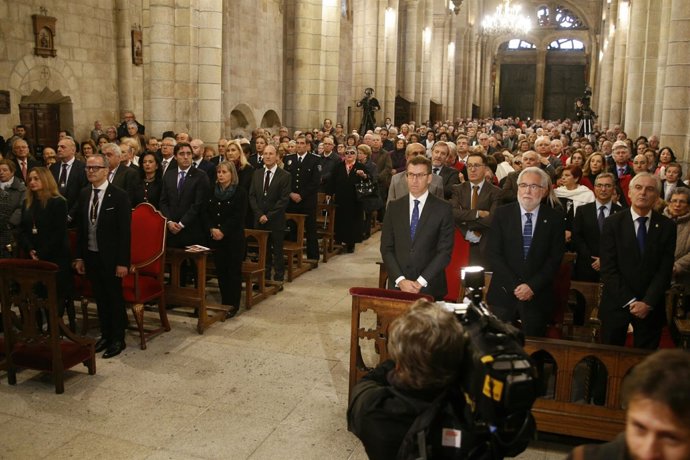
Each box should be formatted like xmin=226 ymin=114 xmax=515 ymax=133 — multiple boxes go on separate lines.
xmin=348 ymin=300 xmax=482 ymax=459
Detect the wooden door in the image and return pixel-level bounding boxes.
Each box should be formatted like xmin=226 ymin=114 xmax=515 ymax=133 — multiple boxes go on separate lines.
xmin=499 ymin=64 xmax=536 ymax=119
xmin=19 ymin=103 xmax=60 ymax=151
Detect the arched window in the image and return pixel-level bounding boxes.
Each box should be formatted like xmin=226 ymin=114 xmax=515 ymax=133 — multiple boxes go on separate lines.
xmin=555 ymin=6 xmax=584 ymax=29
xmin=548 ymin=38 xmax=585 ymax=50
xmin=537 ymin=5 xmax=550 ymax=27
xmin=505 ymin=39 xmax=537 ymax=50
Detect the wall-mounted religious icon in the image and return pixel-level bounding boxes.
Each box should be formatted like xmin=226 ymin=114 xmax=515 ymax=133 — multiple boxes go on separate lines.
xmin=132 ymin=29 xmax=143 ymax=65
xmin=32 ymin=10 xmax=57 ymax=58
xmin=0 ymin=91 xmax=10 ymax=114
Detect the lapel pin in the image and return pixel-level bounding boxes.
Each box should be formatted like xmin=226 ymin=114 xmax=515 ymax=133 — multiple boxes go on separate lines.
xmin=655 ymin=224 xmax=659 ymax=228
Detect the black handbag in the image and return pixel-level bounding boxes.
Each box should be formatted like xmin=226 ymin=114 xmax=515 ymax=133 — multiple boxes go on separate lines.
xmin=355 ymin=178 xmax=377 ymax=200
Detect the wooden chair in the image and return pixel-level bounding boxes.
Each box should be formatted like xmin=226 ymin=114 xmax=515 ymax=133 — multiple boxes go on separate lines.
xmin=283 ymin=213 xmax=314 ymax=281
xmin=123 ymin=203 xmax=170 ymax=350
xmin=242 ymin=229 xmax=280 ymax=309
xmin=0 ymin=259 xmax=96 ymax=394
xmin=348 ymin=287 xmax=433 ymax=400
xmin=68 ymin=229 xmax=92 ymax=334
xmin=316 ymin=201 xmax=341 ymax=262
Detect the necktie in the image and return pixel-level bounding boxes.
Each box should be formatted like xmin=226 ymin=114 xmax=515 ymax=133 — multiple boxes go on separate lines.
xmin=471 ymin=185 xmax=479 ymax=210
xmin=298 ymin=156 xmax=303 ymax=165
xmin=637 ymin=216 xmax=648 ymax=255
xmin=263 ymin=170 xmax=271 ymax=194
xmin=410 ymin=199 xmax=420 ymax=240
xmin=161 ymin=159 xmax=168 ymax=172
xmin=598 ymin=205 xmax=606 ymax=232
xmin=523 ymin=212 xmax=533 ymax=260
xmin=618 ymin=167 xmax=624 ymax=178
xmin=59 ymin=163 xmax=68 ymax=188
xmin=21 ymin=161 xmax=27 ymax=181
xmin=177 ymin=170 xmax=186 ymax=192
xmin=433 ymin=167 xmax=440 ymax=175
xmin=90 ymin=189 xmax=100 ymax=225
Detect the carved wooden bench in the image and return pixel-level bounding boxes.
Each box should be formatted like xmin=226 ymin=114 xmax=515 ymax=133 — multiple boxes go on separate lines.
xmin=284 ymin=213 xmax=316 ymax=281
xmin=243 ymin=229 xmax=280 ymax=309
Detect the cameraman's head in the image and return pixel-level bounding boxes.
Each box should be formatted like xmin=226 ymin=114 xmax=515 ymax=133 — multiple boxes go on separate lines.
xmin=388 ymin=300 xmax=465 ymax=390
xmin=622 ymin=349 xmax=690 ymax=460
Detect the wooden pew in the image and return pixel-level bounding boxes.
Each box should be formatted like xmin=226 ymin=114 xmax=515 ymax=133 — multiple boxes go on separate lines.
xmin=243 ymin=229 xmax=280 ymax=309
xmin=165 ymin=248 xmax=227 ymax=334
xmin=284 ymin=213 xmax=316 ymax=281
xmin=316 ymin=201 xmax=341 ymax=263
xmin=348 ymin=287 xmax=652 ymax=441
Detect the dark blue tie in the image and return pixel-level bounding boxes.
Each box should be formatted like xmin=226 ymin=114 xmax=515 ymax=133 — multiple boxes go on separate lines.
xmin=410 ymin=199 xmax=420 ymax=240
xmin=598 ymin=205 xmax=606 ymax=232
xmin=637 ymin=216 xmax=647 ymax=255
xmin=523 ymin=212 xmax=533 ymax=260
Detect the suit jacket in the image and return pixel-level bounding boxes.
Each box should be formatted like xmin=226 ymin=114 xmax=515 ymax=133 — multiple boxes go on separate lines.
xmin=248 ymin=153 xmax=263 ymax=169
xmin=486 ymin=202 xmax=566 ymax=322
xmin=75 ymin=184 xmax=131 ymax=270
xmin=13 ymin=157 xmax=41 ymax=183
xmin=160 ymin=165 xmax=211 ymax=246
xmin=572 ymin=201 xmax=622 ymax=281
xmin=501 ymin=171 xmax=519 ymax=203
xmin=436 ymin=166 xmax=460 ymax=199
xmin=661 ymin=180 xmax=689 ymax=201
xmin=380 ymin=193 xmax=455 ymax=300
xmin=194 ymin=158 xmax=216 ymax=183
xmin=160 ymin=157 xmax=177 ymax=177
xmin=248 ymin=166 xmax=291 ymax=230
xmin=50 ymin=159 xmax=88 ymax=221
xmin=600 ymin=209 xmax=675 ymax=322
xmin=386 ymin=171 xmax=444 ymax=205
xmin=371 ymin=150 xmax=393 ymax=189
xmin=111 ymin=165 xmax=143 ymax=206
xmin=283 ymin=153 xmax=321 ymax=208
xmin=450 ymin=181 xmax=502 ymax=256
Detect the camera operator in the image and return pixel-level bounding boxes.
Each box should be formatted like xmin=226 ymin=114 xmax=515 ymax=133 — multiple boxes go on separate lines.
xmin=347 ymin=300 xmax=485 ymax=459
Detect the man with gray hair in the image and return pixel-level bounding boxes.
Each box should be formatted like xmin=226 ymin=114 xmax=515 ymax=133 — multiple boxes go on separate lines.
xmin=102 ymin=142 xmax=142 ymax=206
xmin=486 ymin=166 xmax=566 ymax=336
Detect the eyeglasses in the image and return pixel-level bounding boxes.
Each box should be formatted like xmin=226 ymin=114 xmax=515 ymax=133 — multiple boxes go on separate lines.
xmin=513 ymin=161 xmax=522 ymax=165
xmin=517 ymin=183 xmax=544 ymax=191
xmin=466 ymin=163 xmax=484 ymax=169
xmin=407 ymin=172 xmax=430 ymax=180
xmin=85 ymin=166 xmax=107 ymax=171
xmin=594 ymin=183 xmax=614 ymax=189
xmin=670 ymin=199 xmax=689 ymax=205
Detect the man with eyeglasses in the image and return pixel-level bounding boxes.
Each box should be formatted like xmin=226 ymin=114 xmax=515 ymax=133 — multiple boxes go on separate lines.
xmin=600 ymin=172 xmax=676 ymax=349
xmin=663 ymin=188 xmax=690 ymax=297
xmin=450 ymin=151 xmax=501 ymax=269
xmin=486 ymin=166 xmax=566 ymax=337
xmin=572 ymin=172 xmax=622 ymax=282
xmin=386 ymin=143 xmax=444 ymax=205
xmin=318 ymin=135 xmax=341 ymax=192
xmin=430 ymin=142 xmax=460 ymax=199
xmin=159 ymin=137 xmax=176 ymax=175
xmin=501 ymin=150 xmax=540 ymax=203
xmin=381 ymin=155 xmax=454 ymax=301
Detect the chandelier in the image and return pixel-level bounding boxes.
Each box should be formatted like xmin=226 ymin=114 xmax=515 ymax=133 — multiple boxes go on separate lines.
xmin=481 ymin=0 xmax=532 ymax=36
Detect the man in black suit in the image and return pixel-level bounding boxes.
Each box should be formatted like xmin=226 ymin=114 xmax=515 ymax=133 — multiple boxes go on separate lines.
xmin=600 ymin=172 xmax=676 ymax=349
xmin=450 ymin=151 xmax=502 ymax=269
xmin=103 ymin=143 xmax=142 ymax=206
xmin=116 ymin=111 xmax=145 ymax=139
xmin=11 ymin=139 xmax=40 ymax=184
xmin=381 ymin=155 xmax=454 ymax=300
xmin=190 ymin=138 xmax=216 ymax=181
xmin=572 ymin=172 xmax=622 ymax=281
xmin=248 ymin=134 xmax=268 ymax=168
xmin=74 ymin=153 xmax=131 ymax=358
xmin=249 ymin=144 xmax=291 ymax=282
xmin=284 ymin=134 xmax=321 ymax=260
xmin=160 ymin=142 xmax=210 ymax=248
xmin=430 ymin=141 xmax=460 ymax=199
xmin=486 ymin=166 xmax=566 ymax=337
xmin=159 ymin=137 xmax=177 ymax=176
xmin=51 ymin=137 xmax=88 ymax=224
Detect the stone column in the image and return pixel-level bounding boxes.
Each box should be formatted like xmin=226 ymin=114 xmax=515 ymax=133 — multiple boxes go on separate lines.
xmin=533 ymin=48 xmax=546 ymax=119
xmin=383 ymin=0 xmax=398 ymax=123
xmin=652 ymin=0 xmax=673 ymax=135
xmin=609 ymin=0 xmax=629 ymax=126
xmin=402 ymin=0 xmax=419 ymax=102
xmin=623 ymin=0 xmax=648 ymax=139
xmin=144 ymin=0 xmax=176 ymax=138
xmin=430 ymin=13 xmax=445 ymax=121
xmin=453 ymin=24 xmax=466 ymax=120
xmin=318 ymin=0 xmax=341 ymax=123
xmin=197 ymin=2 xmax=222 ymax=144
xmin=639 ymin=3 xmax=662 ymax=136
xmin=445 ymin=17 xmax=457 ymax=120
xmin=479 ymin=37 xmax=493 ymax=118
xmin=418 ymin=0 xmax=433 ymax=123
xmin=115 ymin=0 xmax=133 ymax=117
xmin=597 ymin=0 xmax=617 ymax=129
xmin=660 ymin=0 xmax=690 ymax=157
xmin=466 ymin=29 xmax=478 ymax=115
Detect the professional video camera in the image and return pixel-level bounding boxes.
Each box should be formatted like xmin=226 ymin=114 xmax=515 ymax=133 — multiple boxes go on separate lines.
xmin=453 ymin=266 xmax=537 ymax=458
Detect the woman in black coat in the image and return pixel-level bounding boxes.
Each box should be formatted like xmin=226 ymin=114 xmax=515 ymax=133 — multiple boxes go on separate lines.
xmin=327 ymin=146 xmax=369 ymax=253
xmin=19 ymin=167 xmax=74 ymax=329
xmin=136 ymin=152 xmax=163 ymax=208
xmin=227 ymin=140 xmax=254 ymax=228
xmin=206 ymin=161 xmax=248 ymax=317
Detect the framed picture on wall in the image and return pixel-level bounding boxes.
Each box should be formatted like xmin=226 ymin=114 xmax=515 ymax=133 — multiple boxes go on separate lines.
xmin=132 ymin=30 xmax=143 ymax=66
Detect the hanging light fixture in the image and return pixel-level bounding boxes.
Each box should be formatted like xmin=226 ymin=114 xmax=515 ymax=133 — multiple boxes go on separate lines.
xmin=481 ymin=0 xmax=532 ymax=35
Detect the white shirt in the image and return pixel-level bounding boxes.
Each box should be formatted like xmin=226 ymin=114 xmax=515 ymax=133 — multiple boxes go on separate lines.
xmin=520 ymin=203 xmax=540 ymax=237
xmin=58 ymin=157 xmax=76 ymax=183
xmin=408 ymin=190 xmax=429 ymax=224
xmin=264 ymin=165 xmax=278 ymax=188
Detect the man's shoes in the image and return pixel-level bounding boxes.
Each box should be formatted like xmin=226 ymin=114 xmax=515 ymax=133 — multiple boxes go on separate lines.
xmin=226 ymin=306 xmax=239 ymax=319
xmin=95 ymin=337 xmax=109 ymax=353
xmin=102 ymin=340 xmax=126 ymax=359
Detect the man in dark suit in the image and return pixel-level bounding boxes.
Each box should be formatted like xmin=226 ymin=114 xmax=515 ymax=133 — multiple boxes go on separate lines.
xmin=51 ymin=137 xmax=88 ymax=224
xmin=600 ymin=172 xmax=676 ymax=349
xmin=381 ymin=155 xmax=454 ymax=300
xmin=160 ymin=142 xmax=211 ymax=248
xmin=11 ymin=139 xmax=40 ymax=184
xmin=609 ymin=140 xmax=633 ymax=207
xmin=431 ymin=141 xmax=460 ymax=199
xmin=284 ymin=135 xmax=321 ymax=260
xmin=74 ymin=153 xmax=131 ymax=358
xmin=486 ymin=166 xmax=566 ymax=337
xmin=103 ymin=143 xmax=142 ymax=206
xmin=572 ymin=172 xmax=622 ymax=281
xmin=247 ymin=134 xmax=268 ymax=168
xmin=450 ymin=151 xmax=502 ymax=269
xmin=249 ymin=144 xmax=291 ymax=282
xmin=190 ymin=138 xmax=216 ymax=182
xmin=159 ymin=137 xmax=177 ymax=176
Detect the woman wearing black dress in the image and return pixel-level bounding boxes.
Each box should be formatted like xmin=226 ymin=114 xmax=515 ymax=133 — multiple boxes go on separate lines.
xmin=137 ymin=152 xmax=163 ymax=208
xmin=19 ymin=167 xmax=74 ymax=330
xmin=206 ymin=161 xmax=248 ymax=317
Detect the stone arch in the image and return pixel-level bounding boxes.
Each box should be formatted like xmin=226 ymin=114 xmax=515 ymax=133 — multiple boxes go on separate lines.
xmin=228 ymin=103 xmax=257 ymax=138
xmin=260 ymin=110 xmax=281 ymax=130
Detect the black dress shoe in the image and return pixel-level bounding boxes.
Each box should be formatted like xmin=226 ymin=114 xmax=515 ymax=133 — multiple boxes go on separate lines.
xmin=95 ymin=337 xmax=109 ymax=353
xmin=225 ymin=306 xmax=239 ymax=319
xmin=102 ymin=340 xmax=126 ymax=359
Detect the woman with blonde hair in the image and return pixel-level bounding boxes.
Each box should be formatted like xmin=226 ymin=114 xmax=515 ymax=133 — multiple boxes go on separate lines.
xmin=119 ymin=136 xmax=141 ymax=167
xmin=226 ymin=139 xmax=255 ymax=227
xmin=19 ymin=167 xmax=75 ymax=330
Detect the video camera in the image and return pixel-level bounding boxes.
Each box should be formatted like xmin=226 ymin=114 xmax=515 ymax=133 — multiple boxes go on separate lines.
xmin=453 ymin=266 xmax=537 ymax=457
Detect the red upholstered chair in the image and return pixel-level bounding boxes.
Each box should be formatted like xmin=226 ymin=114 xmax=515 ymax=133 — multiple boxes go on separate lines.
xmin=123 ymin=203 xmax=170 ymax=350
xmin=444 ymin=229 xmax=471 ymax=302
xmin=0 ymin=259 xmax=96 ymax=394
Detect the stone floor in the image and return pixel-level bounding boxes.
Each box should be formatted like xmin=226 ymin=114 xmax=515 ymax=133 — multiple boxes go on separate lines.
xmin=0 ymin=233 xmax=575 ymax=459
